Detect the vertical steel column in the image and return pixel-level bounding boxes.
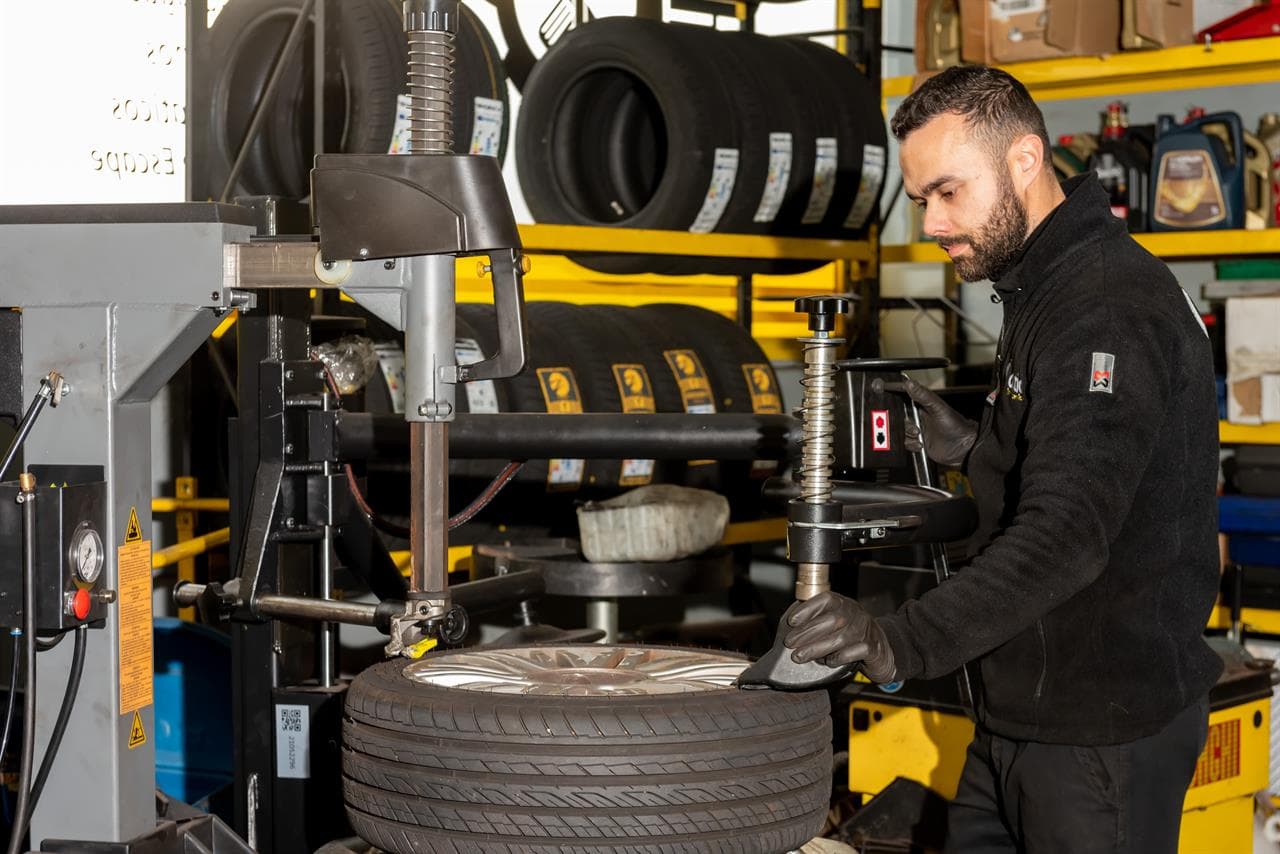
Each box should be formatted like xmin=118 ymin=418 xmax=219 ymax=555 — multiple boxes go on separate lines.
xmin=402 ymin=2 xmax=460 ymax=613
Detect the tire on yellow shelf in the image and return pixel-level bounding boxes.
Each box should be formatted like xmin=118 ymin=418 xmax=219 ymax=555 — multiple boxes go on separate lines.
xmin=342 ymin=646 xmax=832 ymax=854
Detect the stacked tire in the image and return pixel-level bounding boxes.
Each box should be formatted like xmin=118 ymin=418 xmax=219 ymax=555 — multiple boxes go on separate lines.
xmin=455 ymin=302 xmax=784 ymax=511
xmin=516 ymin=17 xmax=887 ymax=274
xmin=205 ymin=0 xmax=509 ymax=200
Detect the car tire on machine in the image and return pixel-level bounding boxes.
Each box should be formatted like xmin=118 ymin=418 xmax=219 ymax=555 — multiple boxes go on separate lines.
xmin=342 ymin=646 xmax=832 ymax=854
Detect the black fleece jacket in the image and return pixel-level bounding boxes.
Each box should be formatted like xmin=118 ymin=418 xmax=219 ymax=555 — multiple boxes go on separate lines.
xmin=878 ymin=174 xmax=1223 ymax=745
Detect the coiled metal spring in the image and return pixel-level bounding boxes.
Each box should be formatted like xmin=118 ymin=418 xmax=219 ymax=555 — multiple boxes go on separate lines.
xmin=407 ymin=29 xmax=455 ymax=154
xmin=797 ymin=339 xmax=837 ymax=504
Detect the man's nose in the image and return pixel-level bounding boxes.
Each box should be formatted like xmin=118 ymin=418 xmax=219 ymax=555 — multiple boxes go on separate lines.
xmin=923 ymin=205 xmax=950 ymax=239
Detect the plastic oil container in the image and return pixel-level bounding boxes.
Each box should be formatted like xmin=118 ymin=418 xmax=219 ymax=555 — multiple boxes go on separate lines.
xmin=1150 ymin=111 xmax=1245 ymax=231
xmin=1089 ymin=102 xmax=1150 ymax=232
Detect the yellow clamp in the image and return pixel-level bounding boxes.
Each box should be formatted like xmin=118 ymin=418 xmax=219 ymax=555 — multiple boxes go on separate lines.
xmin=404 ymin=637 xmax=438 ymax=660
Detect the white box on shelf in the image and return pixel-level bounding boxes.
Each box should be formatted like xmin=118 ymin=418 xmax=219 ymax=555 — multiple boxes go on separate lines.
xmin=1225 ymin=297 xmax=1280 ymax=424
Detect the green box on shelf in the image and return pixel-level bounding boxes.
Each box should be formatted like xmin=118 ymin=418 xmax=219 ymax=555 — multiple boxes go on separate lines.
xmin=1217 ymin=260 xmax=1280 ymax=280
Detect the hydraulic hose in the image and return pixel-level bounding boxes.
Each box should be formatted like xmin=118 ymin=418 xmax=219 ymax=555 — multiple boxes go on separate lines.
xmin=28 ymin=625 xmax=87 ymax=812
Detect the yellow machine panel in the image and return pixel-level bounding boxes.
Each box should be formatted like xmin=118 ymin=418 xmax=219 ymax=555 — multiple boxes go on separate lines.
xmin=850 ymin=693 xmax=1270 ymax=853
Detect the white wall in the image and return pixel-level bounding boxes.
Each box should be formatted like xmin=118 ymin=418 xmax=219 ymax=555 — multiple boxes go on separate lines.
xmin=0 ymin=0 xmax=187 ymax=203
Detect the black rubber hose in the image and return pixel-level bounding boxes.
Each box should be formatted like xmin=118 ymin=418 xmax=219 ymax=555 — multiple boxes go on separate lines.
xmin=0 ymin=633 xmax=19 ymax=777
xmin=7 ymin=491 xmax=37 ymax=854
xmin=28 ymin=625 xmax=87 ymax=813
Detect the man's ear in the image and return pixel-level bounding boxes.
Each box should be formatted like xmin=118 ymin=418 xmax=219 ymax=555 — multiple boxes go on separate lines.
xmin=1008 ymin=133 xmax=1045 ymax=193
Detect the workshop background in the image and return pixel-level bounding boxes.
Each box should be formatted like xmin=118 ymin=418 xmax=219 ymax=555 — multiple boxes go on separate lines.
xmin=0 ymin=0 xmax=1279 ymax=853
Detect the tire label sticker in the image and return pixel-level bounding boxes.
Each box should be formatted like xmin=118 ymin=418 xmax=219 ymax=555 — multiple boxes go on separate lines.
xmin=689 ymin=148 xmax=740 ymax=233
xmin=455 ymin=338 xmax=500 ymax=413
xmin=664 ymin=350 xmax=716 ymax=415
xmin=536 ymin=367 xmax=585 ymax=489
xmin=118 ymin=506 xmax=152 ymax=715
xmin=276 ymin=704 xmax=310 ymax=780
xmin=388 ymin=94 xmax=412 ymax=155
xmin=469 ymin=97 xmax=505 ymax=158
xmin=843 ymin=144 xmax=887 ymax=230
xmin=373 ymin=342 xmax=406 ymax=413
xmin=802 ymin=137 xmax=839 ymax=225
xmin=753 ymin=132 xmax=794 ymax=224
xmin=612 ymin=364 xmax=657 ymax=486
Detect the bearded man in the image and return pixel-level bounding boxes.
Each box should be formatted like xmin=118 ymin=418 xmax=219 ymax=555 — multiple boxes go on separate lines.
xmin=783 ymin=65 xmax=1222 ymax=853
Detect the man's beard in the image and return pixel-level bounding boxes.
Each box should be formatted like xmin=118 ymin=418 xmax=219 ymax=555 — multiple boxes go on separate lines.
xmin=940 ymin=174 xmax=1029 ymax=282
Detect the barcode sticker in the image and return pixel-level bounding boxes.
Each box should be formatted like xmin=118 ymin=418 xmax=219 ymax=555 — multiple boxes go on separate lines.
xmin=276 ymin=704 xmax=310 ymax=779
xmin=802 ymin=137 xmax=839 ymax=225
xmin=990 ymin=0 xmax=1044 ymax=20
xmin=469 ymin=97 xmax=505 ymax=157
xmin=455 ymin=338 xmax=500 ymax=413
xmin=689 ymin=148 xmax=740 ymax=233
xmin=753 ymin=132 xmax=794 ymax=224
xmin=843 ymin=144 xmax=887 ymax=230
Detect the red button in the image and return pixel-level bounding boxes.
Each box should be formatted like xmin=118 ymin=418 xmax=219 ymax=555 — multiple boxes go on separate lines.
xmin=73 ymin=589 xmax=91 ymax=620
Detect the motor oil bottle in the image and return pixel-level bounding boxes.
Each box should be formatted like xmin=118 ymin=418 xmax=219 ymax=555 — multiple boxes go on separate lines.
xmin=1186 ymin=107 xmax=1270 ymax=229
xmin=1150 ymin=110 xmax=1245 ymax=231
xmin=1089 ymin=102 xmax=1150 ymax=231
xmin=1258 ymin=113 xmax=1280 ymax=227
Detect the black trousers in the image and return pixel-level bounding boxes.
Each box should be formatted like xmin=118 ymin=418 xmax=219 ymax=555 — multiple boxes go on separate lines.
xmin=944 ymin=696 xmax=1209 ymax=854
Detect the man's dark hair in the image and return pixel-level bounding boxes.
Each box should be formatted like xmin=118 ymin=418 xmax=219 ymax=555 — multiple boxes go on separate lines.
xmin=890 ymin=65 xmax=1051 ymax=163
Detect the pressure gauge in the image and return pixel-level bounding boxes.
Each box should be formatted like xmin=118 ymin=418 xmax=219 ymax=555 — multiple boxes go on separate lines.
xmin=68 ymin=523 xmax=104 ymax=584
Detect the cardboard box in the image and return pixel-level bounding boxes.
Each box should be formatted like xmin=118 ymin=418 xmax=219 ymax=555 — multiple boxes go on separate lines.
xmin=1226 ymin=296 xmax=1280 ymax=424
xmin=960 ymin=0 xmax=1121 ymax=65
xmin=1121 ymin=0 xmax=1196 ymax=49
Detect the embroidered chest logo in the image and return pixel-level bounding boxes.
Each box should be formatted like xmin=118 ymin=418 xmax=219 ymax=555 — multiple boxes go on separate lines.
xmin=1003 ymin=364 xmax=1025 ymax=401
xmin=1089 ymin=352 xmax=1115 ymax=394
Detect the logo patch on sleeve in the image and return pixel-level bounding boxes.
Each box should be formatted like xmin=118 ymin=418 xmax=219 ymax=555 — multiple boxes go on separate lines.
xmin=1089 ymin=352 xmax=1115 ymax=393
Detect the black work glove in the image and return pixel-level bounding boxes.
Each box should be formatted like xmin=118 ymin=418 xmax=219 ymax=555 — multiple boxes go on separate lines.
xmin=782 ymin=592 xmax=896 ymax=684
xmin=882 ymin=377 xmax=977 ymax=466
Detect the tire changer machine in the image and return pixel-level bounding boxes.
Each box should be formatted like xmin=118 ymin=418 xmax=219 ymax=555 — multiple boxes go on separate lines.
xmin=12 ymin=2 xmax=1249 ymax=852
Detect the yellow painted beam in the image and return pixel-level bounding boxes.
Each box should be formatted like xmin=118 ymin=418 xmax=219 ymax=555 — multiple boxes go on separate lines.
xmin=884 ymin=229 xmax=1280 ymax=264
xmin=152 ymin=527 xmax=230 ymax=570
xmin=884 ymin=36 xmax=1280 ymax=101
xmin=1220 ymin=421 xmax=1280 ymax=445
xmin=516 ymin=223 xmax=872 ymax=262
xmin=722 ymin=518 xmax=786 ymax=545
xmin=152 ymin=497 xmax=231 ymax=513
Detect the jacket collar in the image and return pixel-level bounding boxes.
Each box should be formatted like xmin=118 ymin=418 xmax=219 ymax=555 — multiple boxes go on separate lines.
xmin=992 ymin=172 xmax=1123 ymax=296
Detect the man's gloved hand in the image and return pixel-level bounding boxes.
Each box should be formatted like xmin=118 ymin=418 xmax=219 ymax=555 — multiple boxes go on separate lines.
xmin=882 ymin=376 xmax=978 ymax=466
xmin=782 ymin=592 xmax=896 ymax=684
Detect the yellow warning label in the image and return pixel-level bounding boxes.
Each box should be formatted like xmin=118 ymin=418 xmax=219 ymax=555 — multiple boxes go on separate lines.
xmin=535 ymin=367 xmax=585 ymax=491
xmin=612 ymin=365 xmax=656 ymax=487
xmin=536 ymin=367 xmax=584 ymax=414
xmin=124 ymin=506 xmax=143 ymax=543
xmin=117 ymin=538 xmax=153 ymax=715
xmin=1190 ymin=719 xmax=1240 ymax=788
xmin=663 ymin=350 xmax=716 ymax=414
xmin=742 ymin=363 xmax=783 ymax=414
xmin=128 ymin=710 xmax=147 ymax=749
